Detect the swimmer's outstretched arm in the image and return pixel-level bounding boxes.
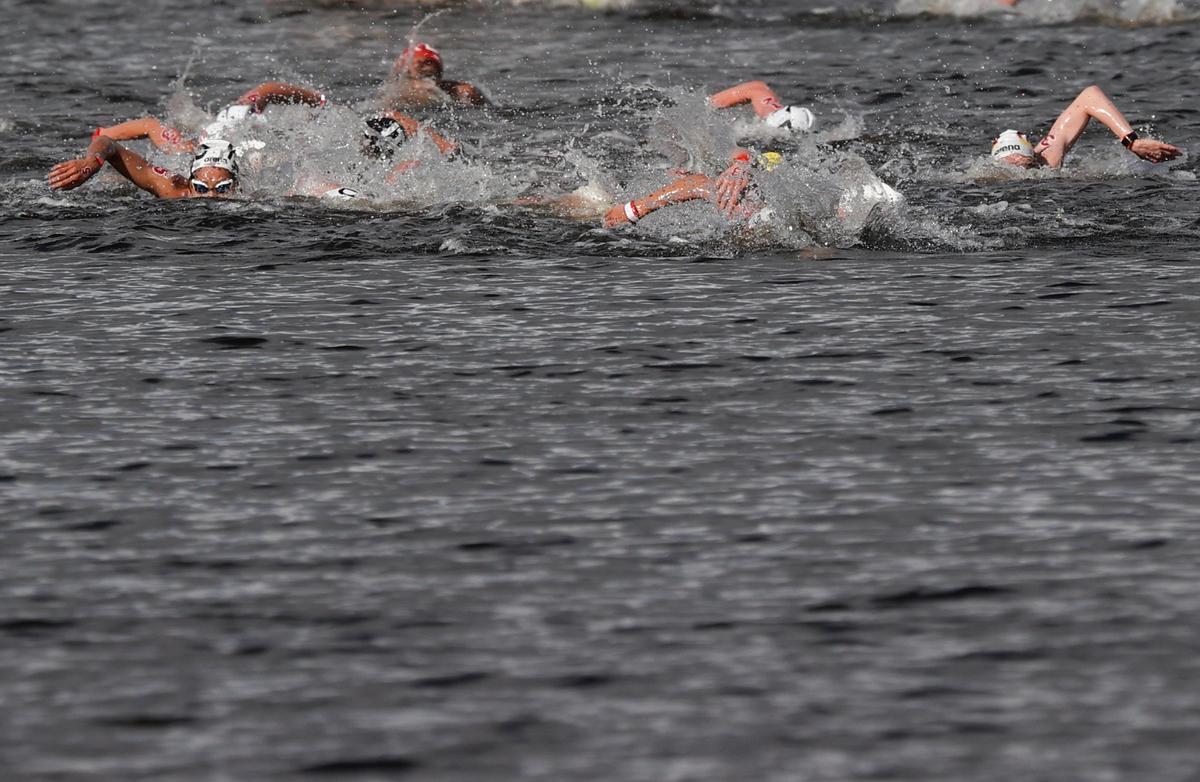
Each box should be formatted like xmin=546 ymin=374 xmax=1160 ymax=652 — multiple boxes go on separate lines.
xmin=603 ymin=174 xmax=715 ymax=227
xmin=94 ymin=118 xmax=195 ymax=154
xmin=709 ymin=81 xmax=785 ymax=119
xmin=1036 ymin=85 xmax=1182 ymax=168
xmin=50 ymin=134 xmax=188 ymax=198
xmin=377 ymin=110 xmax=458 ymax=156
xmin=233 ymin=82 xmax=327 ymax=111
xmin=603 ymin=149 xmax=763 ymax=226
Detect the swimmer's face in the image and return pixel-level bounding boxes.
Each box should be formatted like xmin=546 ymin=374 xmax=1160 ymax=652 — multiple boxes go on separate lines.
xmin=999 ymin=153 xmax=1039 ymax=169
xmin=190 ymin=166 xmax=237 ymax=198
xmin=405 ymin=55 xmax=443 ymax=80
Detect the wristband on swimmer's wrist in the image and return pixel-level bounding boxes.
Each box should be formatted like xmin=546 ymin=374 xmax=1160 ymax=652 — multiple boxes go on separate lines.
xmin=623 ymin=201 xmax=642 ymax=223
xmin=1121 ymin=131 xmax=1138 ymax=148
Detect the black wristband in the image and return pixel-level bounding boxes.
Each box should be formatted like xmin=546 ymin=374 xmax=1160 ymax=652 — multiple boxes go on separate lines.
xmin=1121 ymin=131 xmax=1139 ymax=148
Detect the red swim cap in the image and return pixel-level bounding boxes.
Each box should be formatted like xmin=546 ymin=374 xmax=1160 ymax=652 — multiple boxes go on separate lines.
xmin=403 ymin=42 xmax=443 ymax=69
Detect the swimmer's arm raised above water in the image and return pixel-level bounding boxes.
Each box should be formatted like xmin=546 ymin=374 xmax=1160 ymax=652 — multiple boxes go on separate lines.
xmin=94 ymin=117 xmax=196 ymax=154
xmin=709 ymin=81 xmax=785 ymax=119
xmin=233 ymin=82 xmax=327 ymax=111
xmin=1036 ymin=85 xmax=1181 ymax=168
xmin=49 ymin=135 xmax=189 ymax=198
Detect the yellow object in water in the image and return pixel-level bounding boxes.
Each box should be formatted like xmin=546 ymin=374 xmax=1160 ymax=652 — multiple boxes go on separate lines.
xmin=756 ymin=151 xmax=784 ymax=171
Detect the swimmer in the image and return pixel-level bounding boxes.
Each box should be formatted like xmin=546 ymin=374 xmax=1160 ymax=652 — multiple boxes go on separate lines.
xmin=361 ymin=111 xmax=458 ymax=159
xmin=49 ymin=135 xmax=240 ymax=199
xmin=382 ymin=42 xmax=488 ymax=109
xmin=990 ymin=84 xmax=1181 ymax=169
xmin=602 ymin=148 xmax=774 ymax=228
xmin=710 ymin=80 xmax=816 ymax=132
xmin=94 ymin=81 xmax=330 ymax=153
xmin=598 ymin=145 xmax=902 ymax=235
xmin=360 ymin=111 xmax=460 ymax=184
xmin=202 ymin=81 xmax=328 ymax=139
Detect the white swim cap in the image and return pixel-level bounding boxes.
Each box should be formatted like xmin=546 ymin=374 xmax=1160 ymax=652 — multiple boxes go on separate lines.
xmin=991 ymin=129 xmax=1034 ymax=160
xmin=191 ymin=140 xmax=238 ymax=176
xmin=764 ymin=106 xmax=815 ymax=132
xmin=202 ymin=104 xmax=255 ymax=140
xmin=361 ymin=116 xmax=409 ymax=158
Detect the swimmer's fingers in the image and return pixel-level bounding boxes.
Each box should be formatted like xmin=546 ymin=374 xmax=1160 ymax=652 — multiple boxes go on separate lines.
xmin=715 ymin=158 xmax=752 ymax=213
xmin=602 ymin=204 xmax=627 ymax=227
xmin=715 ymin=172 xmax=750 ymax=215
xmin=48 ymin=159 xmax=96 ymax=191
xmin=1130 ymin=139 xmax=1182 ymax=163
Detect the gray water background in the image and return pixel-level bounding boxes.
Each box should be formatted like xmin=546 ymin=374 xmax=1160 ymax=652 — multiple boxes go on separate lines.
xmin=2 ymin=0 xmax=1200 ymax=779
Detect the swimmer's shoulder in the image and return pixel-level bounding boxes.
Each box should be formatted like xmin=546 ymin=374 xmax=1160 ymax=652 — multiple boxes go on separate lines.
xmin=439 ymin=80 xmax=488 ymax=106
xmin=145 ymin=165 xmax=191 ymax=198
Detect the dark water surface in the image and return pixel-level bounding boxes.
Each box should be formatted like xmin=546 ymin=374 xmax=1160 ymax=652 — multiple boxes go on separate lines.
xmin=3 ymin=0 xmax=1200 ymax=780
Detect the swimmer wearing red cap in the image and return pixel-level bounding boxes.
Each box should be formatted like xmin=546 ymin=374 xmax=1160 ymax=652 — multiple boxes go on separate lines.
xmin=990 ymin=85 xmax=1181 ymax=169
xmin=383 ymin=42 xmax=488 ymax=109
xmin=50 ymin=136 xmax=240 ymax=199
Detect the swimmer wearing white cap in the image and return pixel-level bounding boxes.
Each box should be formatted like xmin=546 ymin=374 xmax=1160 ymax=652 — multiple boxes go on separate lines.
xmin=710 ymin=81 xmax=816 ymax=133
xmin=50 ymin=135 xmax=239 ymax=199
xmin=91 ymin=81 xmax=329 ymax=156
xmin=991 ymin=84 xmax=1181 ymax=169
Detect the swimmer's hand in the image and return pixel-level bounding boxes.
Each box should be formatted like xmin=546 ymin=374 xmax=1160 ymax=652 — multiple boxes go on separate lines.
xmin=1129 ymin=138 xmax=1182 ymax=164
xmin=602 ymin=203 xmax=629 ymax=227
xmin=48 ymin=155 xmax=104 ymax=191
xmin=715 ymin=156 xmax=751 ymax=217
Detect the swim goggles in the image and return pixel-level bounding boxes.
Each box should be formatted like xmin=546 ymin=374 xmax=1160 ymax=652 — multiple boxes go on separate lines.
xmin=191 ymin=178 xmax=235 ymax=194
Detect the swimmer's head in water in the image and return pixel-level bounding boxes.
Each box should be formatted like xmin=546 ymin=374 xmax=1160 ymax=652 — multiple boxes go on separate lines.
xmin=764 ymin=106 xmax=815 ymax=133
xmin=189 ymin=140 xmax=238 ymax=196
xmin=398 ymin=42 xmax=444 ymax=79
xmin=361 ymin=116 xmax=409 ymax=158
xmin=991 ymin=129 xmax=1036 ymax=167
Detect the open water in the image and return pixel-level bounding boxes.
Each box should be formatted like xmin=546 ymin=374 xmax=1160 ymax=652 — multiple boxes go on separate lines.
xmin=2 ymin=0 xmax=1200 ymax=780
